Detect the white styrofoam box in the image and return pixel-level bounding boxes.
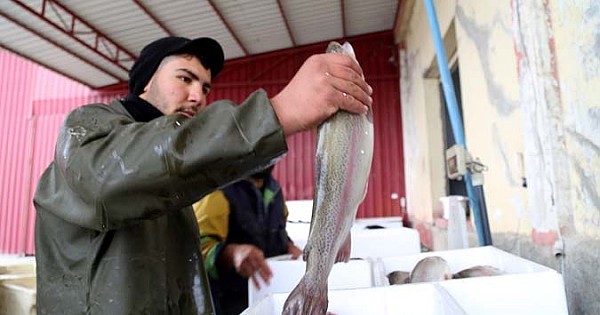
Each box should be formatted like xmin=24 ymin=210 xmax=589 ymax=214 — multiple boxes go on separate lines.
xmin=440 ymin=272 xmax=568 ymax=315
xmin=375 ymin=246 xmax=556 ymax=281
xmin=353 ymin=216 xmax=405 ymax=230
xmin=0 ymin=256 xmax=35 ymax=276
xmin=248 ymin=259 xmax=373 ymax=306
xmin=350 ymin=226 xmax=421 ymax=258
xmin=242 ymin=283 xmax=468 ymax=315
xmin=285 ymin=199 xmax=313 ymax=223
xmin=0 ymin=276 xmax=36 ymax=315
xmin=285 ymin=222 xmax=311 ymax=249
xmin=286 ymin=222 xmax=420 ymax=259
xmin=374 ymin=246 xmax=568 ymax=315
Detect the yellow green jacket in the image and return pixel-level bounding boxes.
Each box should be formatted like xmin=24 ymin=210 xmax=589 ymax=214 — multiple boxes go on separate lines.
xmin=193 ymin=176 xmax=290 ymax=280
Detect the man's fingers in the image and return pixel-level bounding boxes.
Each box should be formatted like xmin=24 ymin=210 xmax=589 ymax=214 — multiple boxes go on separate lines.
xmin=269 ymin=51 xmax=374 ymax=136
xmin=250 ymin=273 xmax=261 ymax=289
xmin=325 ymin=54 xmax=372 ymax=96
xmin=327 ymin=53 xmax=365 ymax=78
xmin=324 ymin=66 xmax=373 ymax=114
xmin=335 ymin=84 xmax=371 ymax=114
xmin=257 ymin=263 xmax=273 ymax=284
xmin=250 ymin=262 xmax=271 ymax=289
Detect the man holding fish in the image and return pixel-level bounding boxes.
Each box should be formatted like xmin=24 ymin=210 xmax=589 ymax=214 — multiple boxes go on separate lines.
xmin=33 ymin=35 xmax=372 ymax=315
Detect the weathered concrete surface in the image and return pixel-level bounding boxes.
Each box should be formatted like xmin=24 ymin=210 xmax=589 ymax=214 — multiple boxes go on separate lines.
xmin=495 ymin=234 xmax=600 ymax=315
xmin=396 ymin=0 xmax=600 ymax=314
xmin=429 ymin=226 xmax=600 ymax=314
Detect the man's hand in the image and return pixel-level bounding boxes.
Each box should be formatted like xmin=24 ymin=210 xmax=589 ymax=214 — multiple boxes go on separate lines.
xmin=220 ymin=243 xmax=273 ymax=289
xmin=270 ymin=53 xmax=373 ymax=136
xmin=287 ymin=242 xmax=303 ymax=260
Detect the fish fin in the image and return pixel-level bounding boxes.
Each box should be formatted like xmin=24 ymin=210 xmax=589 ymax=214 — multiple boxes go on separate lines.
xmin=302 ymin=243 xmax=310 ymax=262
xmin=282 ymin=275 xmax=329 ymax=315
xmin=335 ymin=232 xmax=352 ymax=263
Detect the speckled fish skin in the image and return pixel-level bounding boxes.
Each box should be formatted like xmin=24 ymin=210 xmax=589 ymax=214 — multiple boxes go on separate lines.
xmin=387 ymin=270 xmax=411 ymax=285
xmin=281 ymin=41 xmax=374 ymax=315
xmin=452 ymin=265 xmax=504 ymax=279
xmin=409 ymin=256 xmax=452 ymax=283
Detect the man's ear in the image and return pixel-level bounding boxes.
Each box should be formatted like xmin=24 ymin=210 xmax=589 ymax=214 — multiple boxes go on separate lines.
xmin=143 ymin=77 xmax=153 ymax=92
xmin=139 ymin=77 xmax=154 ymax=98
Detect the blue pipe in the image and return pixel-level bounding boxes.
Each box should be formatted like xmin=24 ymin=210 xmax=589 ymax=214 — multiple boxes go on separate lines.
xmin=423 ymin=0 xmax=491 ymax=246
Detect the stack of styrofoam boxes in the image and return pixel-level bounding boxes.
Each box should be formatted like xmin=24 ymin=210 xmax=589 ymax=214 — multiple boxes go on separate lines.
xmin=243 ymin=246 xmax=569 ymax=315
xmin=0 ymin=256 xmax=36 ymax=315
xmin=350 ymin=217 xmax=420 ymax=260
xmin=248 ymin=258 xmax=374 ymax=307
xmin=243 ymin=282 xmax=468 ymax=315
xmin=374 ymin=246 xmax=569 ymax=315
xmin=285 ymin=200 xmax=421 ymax=259
xmin=246 ymin=200 xmax=424 ymax=312
xmin=286 ymin=219 xmax=420 ymax=260
xmin=259 ymin=200 xmax=569 ymax=314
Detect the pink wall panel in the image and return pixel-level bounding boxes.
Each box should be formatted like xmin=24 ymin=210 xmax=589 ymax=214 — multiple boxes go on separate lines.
xmin=0 ymin=51 xmax=35 ymax=254
xmin=1 ymin=31 xmax=404 ymax=255
xmin=0 ymin=49 xmax=122 ymax=254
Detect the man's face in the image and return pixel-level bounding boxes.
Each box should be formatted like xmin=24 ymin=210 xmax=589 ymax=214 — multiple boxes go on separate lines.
xmin=140 ymin=54 xmax=212 ymax=117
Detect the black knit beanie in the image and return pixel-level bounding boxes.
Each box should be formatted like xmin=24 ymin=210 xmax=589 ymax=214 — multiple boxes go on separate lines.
xmin=128 ymin=36 xmax=224 ymax=96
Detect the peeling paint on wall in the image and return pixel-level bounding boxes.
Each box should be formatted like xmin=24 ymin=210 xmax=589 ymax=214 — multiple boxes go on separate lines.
xmin=551 ymin=0 xmax=600 ymax=237
xmin=397 ymin=0 xmax=600 ymax=313
xmin=555 ymin=0 xmax=600 ymax=80
xmin=512 ymin=0 xmax=570 ymax=234
xmin=456 ymin=5 xmax=519 ymax=116
xmin=492 ymin=125 xmax=520 ymax=187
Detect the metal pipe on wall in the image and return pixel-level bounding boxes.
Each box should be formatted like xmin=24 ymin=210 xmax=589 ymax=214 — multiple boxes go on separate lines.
xmin=423 ymin=0 xmax=492 ymax=246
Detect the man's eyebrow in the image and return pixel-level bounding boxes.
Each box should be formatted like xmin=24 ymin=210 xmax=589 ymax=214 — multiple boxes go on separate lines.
xmin=176 ymin=68 xmax=212 ymax=90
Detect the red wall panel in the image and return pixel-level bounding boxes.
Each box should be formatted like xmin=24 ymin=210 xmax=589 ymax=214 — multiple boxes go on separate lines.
xmin=209 ymin=31 xmax=405 ymax=219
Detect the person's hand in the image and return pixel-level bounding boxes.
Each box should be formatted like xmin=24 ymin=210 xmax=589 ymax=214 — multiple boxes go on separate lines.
xmin=221 ymin=244 xmax=273 ymax=289
xmin=270 ymin=53 xmax=373 ymax=136
xmin=287 ymin=242 xmax=303 ymax=260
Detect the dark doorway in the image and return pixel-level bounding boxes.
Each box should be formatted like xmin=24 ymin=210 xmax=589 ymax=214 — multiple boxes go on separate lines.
xmin=440 ymin=65 xmax=467 ymax=197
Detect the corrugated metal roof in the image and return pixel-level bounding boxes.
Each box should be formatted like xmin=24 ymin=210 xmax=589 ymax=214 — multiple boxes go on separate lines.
xmin=346 ymin=0 xmax=399 ymax=36
xmin=281 ymin=0 xmax=343 ymax=45
xmin=213 ymin=0 xmax=292 ymax=54
xmin=0 ymin=0 xmax=399 ymax=88
xmin=0 ymin=14 xmax=122 ymax=86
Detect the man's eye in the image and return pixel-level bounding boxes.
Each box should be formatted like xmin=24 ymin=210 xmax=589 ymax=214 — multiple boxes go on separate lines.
xmin=203 ymin=87 xmax=211 ymax=95
xmin=178 ymin=76 xmax=191 ymax=83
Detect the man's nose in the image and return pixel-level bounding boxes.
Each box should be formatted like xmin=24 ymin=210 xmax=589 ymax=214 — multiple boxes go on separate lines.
xmin=189 ymin=86 xmax=206 ymax=106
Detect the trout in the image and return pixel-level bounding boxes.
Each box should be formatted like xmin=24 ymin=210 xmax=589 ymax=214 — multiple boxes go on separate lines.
xmin=387 ymin=270 xmax=410 ymax=285
xmin=452 ymin=265 xmax=504 ymax=279
xmin=281 ymin=41 xmax=374 ymax=315
xmin=408 ymin=256 xmax=452 ymax=283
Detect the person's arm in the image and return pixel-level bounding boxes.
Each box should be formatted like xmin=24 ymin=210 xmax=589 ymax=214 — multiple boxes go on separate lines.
xmin=194 ymin=190 xmax=273 ymax=287
xmin=37 ymin=53 xmax=373 ymax=231
xmin=193 ymin=191 xmax=230 ymax=280
xmin=38 ymin=90 xmax=285 ymax=231
xmin=219 ymin=243 xmax=272 ymax=289
xmin=287 ymin=242 xmax=303 ymax=260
